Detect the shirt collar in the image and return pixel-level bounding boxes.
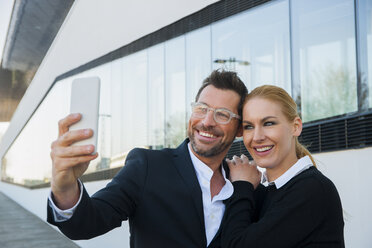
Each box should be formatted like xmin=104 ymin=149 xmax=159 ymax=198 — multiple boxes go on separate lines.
xmin=261 ymin=155 xmax=314 ymax=189
xmin=188 ymin=143 xmax=214 ymax=180
xmin=187 ymin=143 xmax=233 ymax=200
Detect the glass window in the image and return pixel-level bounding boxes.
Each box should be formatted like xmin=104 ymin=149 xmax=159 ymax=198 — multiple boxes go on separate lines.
xmin=110 ymin=58 xmax=124 ymax=158
xmin=148 ymin=44 xmax=165 ymax=149
xmin=2 ymin=79 xmax=70 ymax=186
xmin=1 ymin=62 xmax=116 ymax=185
xmin=185 ymin=26 xmax=212 ymax=119
xmin=291 ymin=0 xmax=357 ymax=122
xmin=212 ymin=0 xmax=291 ymax=92
xmin=357 ymin=0 xmax=372 ymax=109
xmin=165 ymin=36 xmax=187 ymax=148
xmin=122 ymin=51 xmax=148 ymax=151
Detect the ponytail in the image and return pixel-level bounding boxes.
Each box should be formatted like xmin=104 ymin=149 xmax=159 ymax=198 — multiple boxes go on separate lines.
xmin=295 ymin=138 xmax=316 ymax=167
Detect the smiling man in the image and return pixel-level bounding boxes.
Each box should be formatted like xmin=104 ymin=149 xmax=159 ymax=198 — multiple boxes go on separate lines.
xmin=47 ymin=69 xmax=248 ymax=248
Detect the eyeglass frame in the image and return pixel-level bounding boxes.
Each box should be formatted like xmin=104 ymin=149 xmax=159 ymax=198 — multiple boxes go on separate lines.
xmin=190 ymin=102 xmax=241 ymax=124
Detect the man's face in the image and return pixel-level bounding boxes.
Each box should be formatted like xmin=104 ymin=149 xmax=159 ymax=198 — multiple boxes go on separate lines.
xmin=188 ymin=85 xmax=241 ymax=159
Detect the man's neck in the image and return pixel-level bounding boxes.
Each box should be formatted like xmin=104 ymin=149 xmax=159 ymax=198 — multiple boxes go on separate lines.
xmin=187 ymin=144 xmax=228 ymax=199
xmin=210 ymin=167 xmax=226 ymax=199
xmin=189 ymin=142 xmax=228 ymax=172
xmin=192 ymin=152 xmax=225 ymax=172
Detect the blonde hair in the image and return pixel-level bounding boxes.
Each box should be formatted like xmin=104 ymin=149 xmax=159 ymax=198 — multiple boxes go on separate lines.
xmin=245 ymin=85 xmax=316 ymax=166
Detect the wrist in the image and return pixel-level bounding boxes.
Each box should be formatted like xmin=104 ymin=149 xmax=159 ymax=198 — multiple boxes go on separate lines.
xmin=51 ymin=180 xmax=80 ymax=210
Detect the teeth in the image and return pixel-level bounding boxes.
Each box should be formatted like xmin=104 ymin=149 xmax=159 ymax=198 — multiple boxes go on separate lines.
xmin=256 ymin=146 xmax=272 ymax=152
xmin=199 ymin=131 xmax=216 ymax=138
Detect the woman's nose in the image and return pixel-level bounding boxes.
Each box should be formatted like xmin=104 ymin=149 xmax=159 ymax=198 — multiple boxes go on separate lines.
xmin=253 ymin=127 xmax=265 ymax=142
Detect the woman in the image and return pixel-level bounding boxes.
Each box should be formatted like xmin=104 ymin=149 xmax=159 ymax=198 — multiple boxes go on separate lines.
xmin=222 ymin=85 xmax=345 ymax=248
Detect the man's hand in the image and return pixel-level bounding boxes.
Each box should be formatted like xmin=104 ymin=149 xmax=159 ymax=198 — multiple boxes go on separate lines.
xmin=50 ymin=113 xmax=98 ymax=209
xmin=226 ymin=155 xmax=261 ymax=189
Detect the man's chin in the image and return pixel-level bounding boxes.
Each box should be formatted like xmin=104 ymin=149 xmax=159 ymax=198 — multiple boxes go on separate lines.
xmin=190 ymin=140 xmax=224 ymax=158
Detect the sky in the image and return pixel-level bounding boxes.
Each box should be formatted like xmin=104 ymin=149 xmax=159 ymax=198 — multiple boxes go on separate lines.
xmin=0 ymin=0 xmax=14 ymax=64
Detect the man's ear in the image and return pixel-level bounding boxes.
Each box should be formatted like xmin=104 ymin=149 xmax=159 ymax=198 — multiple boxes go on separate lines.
xmin=293 ymin=117 xmax=302 ymax=137
xmin=236 ymin=124 xmax=243 ymax=138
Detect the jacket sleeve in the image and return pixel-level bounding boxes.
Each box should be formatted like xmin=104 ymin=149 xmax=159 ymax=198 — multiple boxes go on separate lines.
xmin=47 ymin=148 xmax=148 ymax=240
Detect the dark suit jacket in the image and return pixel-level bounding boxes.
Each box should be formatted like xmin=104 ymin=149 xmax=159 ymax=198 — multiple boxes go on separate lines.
xmin=47 ymin=139 xmax=223 ymax=248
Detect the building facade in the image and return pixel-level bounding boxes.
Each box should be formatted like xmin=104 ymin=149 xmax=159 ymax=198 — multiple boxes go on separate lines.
xmin=0 ymin=0 xmax=371 ymax=247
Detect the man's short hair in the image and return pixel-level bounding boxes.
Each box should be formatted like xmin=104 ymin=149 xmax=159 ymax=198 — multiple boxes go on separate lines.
xmin=195 ymin=69 xmax=248 ymax=117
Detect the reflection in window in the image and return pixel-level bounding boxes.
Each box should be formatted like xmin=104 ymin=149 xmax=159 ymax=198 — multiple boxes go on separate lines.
xmin=148 ymin=44 xmax=165 ymax=149
xmin=122 ymin=51 xmax=148 ymax=151
xmin=292 ymin=0 xmax=357 ymax=122
xmin=1 ymin=64 xmax=115 ymax=186
xmin=111 ymin=58 xmax=124 ymax=158
xmin=165 ymin=37 xmax=187 ymax=148
xmin=211 ymin=0 xmax=291 ymax=92
xmin=186 ymin=26 xmax=212 ymax=119
xmin=357 ymin=0 xmax=372 ymax=109
xmin=2 ymin=80 xmax=70 ymax=186
xmin=368 ymin=0 xmax=372 ymax=109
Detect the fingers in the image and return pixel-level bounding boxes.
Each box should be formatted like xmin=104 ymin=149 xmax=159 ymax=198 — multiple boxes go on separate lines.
xmin=52 ymin=115 xmax=95 ymax=162
xmin=227 ymin=155 xmax=261 ymax=184
xmin=50 ymin=144 xmax=98 ymax=171
xmin=249 ymin=160 xmax=257 ymax=166
xmin=226 ymin=154 xmax=254 ymax=172
xmin=240 ymin=154 xmax=249 ymax=163
xmin=58 ymin=113 xmax=82 ymax=137
xmin=225 ymin=158 xmax=234 ymax=169
xmin=52 ymin=114 xmax=96 ymax=178
xmin=55 ymin=128 xmax=94 ymax=147
xmin=225 ymin=156 xmax=238 ymax=168
xmin=51 ymin=144 xmax=95 ymax=159
xmin=53 ymin=153 xmax=98 ymax=170
xmin=232 ymin=155 xmax=240 ymax=164
xmin=226 ymin=154 xmax=251 ymax=165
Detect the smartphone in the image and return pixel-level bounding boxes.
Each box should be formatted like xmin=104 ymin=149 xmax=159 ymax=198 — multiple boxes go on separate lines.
xmin=70 ymin=77 xmax=100 ymax=154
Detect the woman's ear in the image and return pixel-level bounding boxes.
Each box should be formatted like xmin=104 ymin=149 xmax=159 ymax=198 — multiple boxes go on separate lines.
xmin=293 ymin=117 xmax=302 ymax=137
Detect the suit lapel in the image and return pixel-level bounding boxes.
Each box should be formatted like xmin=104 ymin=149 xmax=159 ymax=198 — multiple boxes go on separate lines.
xmin=172 ymin=139 xmax=206 ymax=244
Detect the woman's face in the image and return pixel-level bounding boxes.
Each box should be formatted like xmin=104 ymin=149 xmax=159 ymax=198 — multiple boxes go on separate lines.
xmin=242 ymin=97 xmax=301 ymax=176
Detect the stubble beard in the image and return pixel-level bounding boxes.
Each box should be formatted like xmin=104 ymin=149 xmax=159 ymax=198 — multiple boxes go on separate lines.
xmin=188 ymin=127 xmax=234 ymax=158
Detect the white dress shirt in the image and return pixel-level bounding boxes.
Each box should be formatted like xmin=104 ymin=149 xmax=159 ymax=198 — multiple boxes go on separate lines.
xmin=188 ymin=143 xmax=234 ymax=245
xmin=49 ymin=143 xmax=234 ymax=245
xmin=48 ymin=180 xmax=83 ymax=222
xmin=261 ymin=155 xmax=314 ymax=189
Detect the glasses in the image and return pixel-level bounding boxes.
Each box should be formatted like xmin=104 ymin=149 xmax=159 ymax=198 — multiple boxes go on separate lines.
xmin=190 ymin=102 xmax=241 ymax=124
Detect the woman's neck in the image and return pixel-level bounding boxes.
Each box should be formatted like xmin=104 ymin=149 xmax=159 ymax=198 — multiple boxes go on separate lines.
xmin=266 ymin=154 xmax=299 ymax=182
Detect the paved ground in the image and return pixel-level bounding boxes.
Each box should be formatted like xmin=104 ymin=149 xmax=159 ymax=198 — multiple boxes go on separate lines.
xmin=0 ymin=191 xmax=79 ymax=248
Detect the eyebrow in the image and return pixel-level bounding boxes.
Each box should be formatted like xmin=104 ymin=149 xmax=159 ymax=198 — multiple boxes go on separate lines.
xmin=198 ymin=101 xmax=234 ymax=112
xmin=243 ymin=116 xmax=278 ymax=124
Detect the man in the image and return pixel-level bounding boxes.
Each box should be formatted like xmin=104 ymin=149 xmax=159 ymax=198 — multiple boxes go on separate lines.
xmin=48 ymin=69 xmax=248 ymax=248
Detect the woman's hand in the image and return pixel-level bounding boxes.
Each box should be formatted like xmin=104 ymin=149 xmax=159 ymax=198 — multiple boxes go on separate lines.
xmin=226 ymin=154 xmax=261 ymax=189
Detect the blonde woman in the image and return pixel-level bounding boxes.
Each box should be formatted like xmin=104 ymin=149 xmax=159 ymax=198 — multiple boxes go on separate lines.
xmin=222 ymin=85 xmax=344 ymax=248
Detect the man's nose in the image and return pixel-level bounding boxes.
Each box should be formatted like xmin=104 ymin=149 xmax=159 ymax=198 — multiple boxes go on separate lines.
xmin=201 ymin=110 xmax=217 ymax=126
